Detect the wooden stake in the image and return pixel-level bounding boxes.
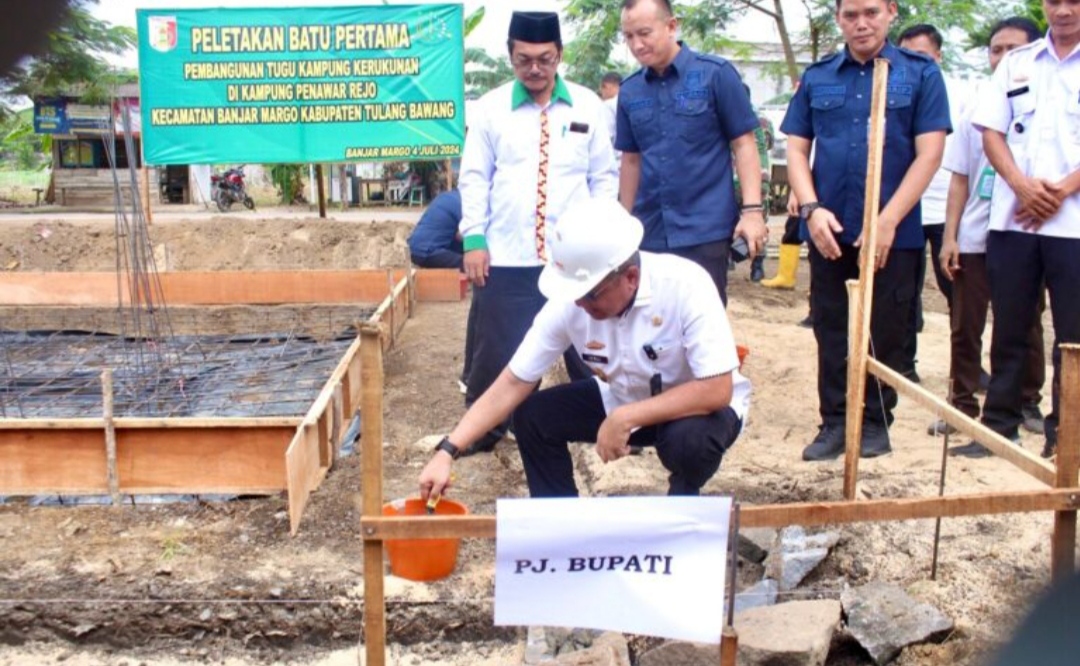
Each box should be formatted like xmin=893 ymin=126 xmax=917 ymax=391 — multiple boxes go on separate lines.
xmin=101 ymin=369 xmax=120 ymax=505
xmin=444 ymin=157 xmax=453 ymax=193
xmin=141 ymin=165 xmax=153 ymax=226
xmin=315 ymin=164 xmax=327 ymax=219
xmin=721 ymin=626 xmax=738 ymax=666
xmin=1051 ymin=344 xmax=1080 ymax=581
xmin=843 ymin=58 xmax=889 ymax=500
xmin=359 ymin=323 xmax=386 ymax=666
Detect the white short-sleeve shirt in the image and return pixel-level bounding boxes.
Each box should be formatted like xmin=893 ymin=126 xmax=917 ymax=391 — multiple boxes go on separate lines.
xmin=458 ymin=78 xmax=618 ymax=267
xmin=508 ymin=252 xmax=751 ymax=423
xmin=972 ymin=36 xmax=1080 ymax=239
xmin=942 ymin=80 xmax=994 ymax=254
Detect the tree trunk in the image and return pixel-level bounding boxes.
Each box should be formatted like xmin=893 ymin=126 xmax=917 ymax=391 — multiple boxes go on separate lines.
xmin=773 ymin=0 xmax=800 ymax=87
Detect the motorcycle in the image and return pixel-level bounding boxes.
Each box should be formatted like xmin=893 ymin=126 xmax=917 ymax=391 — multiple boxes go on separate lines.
xmin=210 ymin=165 xmax=255 ymax=212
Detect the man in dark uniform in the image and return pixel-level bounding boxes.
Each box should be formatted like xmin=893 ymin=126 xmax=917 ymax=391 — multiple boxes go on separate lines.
xmin=781 ymin=0 xmax=951 ymax=460
xmin=615 ymin=0 xmax=768 ymax=304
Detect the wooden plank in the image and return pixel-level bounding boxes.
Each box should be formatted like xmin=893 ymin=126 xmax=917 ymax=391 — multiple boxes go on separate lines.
xmin=359 ymin=324 xmax=387 ymax=666
xmin=0 ymin=270 xmax=398 ymax=306
xmin=1 ymin=426 xmax=294 ymax=495
xmin=1052 ymin=344 xmax=1080 ymax=581
xmin=286 ymin=424 xmax=320 ymax=535
xmin=415 ymin=269 xmax=465 ymax=302
xmin=102 ymin=370 xmax=120 ymax=505
xmin=0 ymin=417 xmax=302 ymax=430
xmin=359 ymin=489 xmax=1080 ymax=540
xmin=867 ymin=358 xmax=1056 ymax=485
xmin=843 ymin=59 xmax=890 ymax=500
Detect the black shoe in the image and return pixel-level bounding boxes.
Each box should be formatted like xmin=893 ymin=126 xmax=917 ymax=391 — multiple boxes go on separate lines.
xmin=750 ymin=258 xmax=765 ymax=282
xmin=802 ymin=424 xmax=846 ymax=461
xmin=949 ymin=431 xmax=1020 ymax=459
xmin=977 ymin=368 xmax=991 ymax=394
xmin=948 ymin=441 xmax=993 ymax=458
xmin=860 ymin=421 xmax=892 ymax=458
xmin=1042 ymin=436 xmax=1057 ymax=459
xmin=798 ymin=315 xmax=813 ymax=329
xmin=902 ymin=367 xmax=921 ymax=384
xmin=1021 ymin=403 xmax=1045 ymax=435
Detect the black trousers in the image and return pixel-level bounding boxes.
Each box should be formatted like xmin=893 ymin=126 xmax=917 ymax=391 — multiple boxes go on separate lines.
xmin=949 ymin=253 xmax=1044 ymax=418
xmin=809 ymin=243 xmax=920 ymax=427
xmin=781 ymin=215 xmax=803 ymax=246
xmin=984 ymin=231 xmax=1080 ymax=444
xmin=666 ymin=240 xmax=731 ymax=305
xmin=466 ymin=266 xmax=590 ymax=444
xmin=515 ymin=379 xmax=741 ymax=497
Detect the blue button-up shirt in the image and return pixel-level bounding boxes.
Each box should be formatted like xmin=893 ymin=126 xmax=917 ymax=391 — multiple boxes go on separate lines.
xmin=616 ymin=44 xmax=759 ymax=251
xmin=407 ymin=189 xmax=463 ymax=269
xmin=781 ymin=42 xmax=951 ymax=249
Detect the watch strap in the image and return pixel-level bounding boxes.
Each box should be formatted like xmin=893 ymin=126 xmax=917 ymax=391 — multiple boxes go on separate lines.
xmin=434 ymin=436 xmax=460 ymax=460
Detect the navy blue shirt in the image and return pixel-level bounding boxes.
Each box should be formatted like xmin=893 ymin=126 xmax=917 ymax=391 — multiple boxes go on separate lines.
xmin=781 ymin=42 xmax=951 ymax=249
xmin=616 ymin=44 xmax=759 ymax=251
xmin=407 ymin=189 xmax=463 ymax=269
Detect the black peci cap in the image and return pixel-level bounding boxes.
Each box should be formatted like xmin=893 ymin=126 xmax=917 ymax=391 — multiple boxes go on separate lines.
xmin=508 ymin=11 xmax=562 ymax=44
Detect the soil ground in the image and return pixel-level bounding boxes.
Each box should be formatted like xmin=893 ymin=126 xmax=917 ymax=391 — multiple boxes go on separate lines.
xmin=0 ymin=207 xmax=1069 ymax=665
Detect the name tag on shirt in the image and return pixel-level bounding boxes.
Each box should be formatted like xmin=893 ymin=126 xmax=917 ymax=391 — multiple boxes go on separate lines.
xmin=582 ymin=353 xmax=609 ymax=364
xmin=977 ymin=166 xmax=995 ymax=200
xmin=1006 ymin=86 xmax=1030 ymax=98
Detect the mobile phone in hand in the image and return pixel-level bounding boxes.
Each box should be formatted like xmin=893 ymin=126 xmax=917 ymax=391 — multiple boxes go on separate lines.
xmin=730 ymin=235 xmax=750 ymax=263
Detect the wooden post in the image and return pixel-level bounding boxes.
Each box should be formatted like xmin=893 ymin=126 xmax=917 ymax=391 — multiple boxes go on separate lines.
xmin=142 ymin=165 xmax=153 ymax=226
xmin=359 ymin=323 xmax=386 ymax=666
xmin=1051 ymin=344 xmax=1080 ymax=581
xmin=721 ymin=626 xmax=738 ymax=666
xmin=315 ymin=164 xmax=327 ymax=218
xmin=101 ymin=369 xmax=121 ymax=505
xmin=444 ymin=157 xmax=453 ymax=193
xmin=843 ymin=58 xmax=889 ymax=500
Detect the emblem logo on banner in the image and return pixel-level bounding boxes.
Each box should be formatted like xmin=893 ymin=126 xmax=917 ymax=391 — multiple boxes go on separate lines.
xmin=494 ymin=496 xmax=733 ymax=644
xmin=149 ymin=16 xmax=178 ymax=53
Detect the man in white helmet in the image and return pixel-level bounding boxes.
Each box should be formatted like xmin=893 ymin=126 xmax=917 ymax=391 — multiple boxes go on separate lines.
xmin=419 ymin=198 xmax=751 ymax=500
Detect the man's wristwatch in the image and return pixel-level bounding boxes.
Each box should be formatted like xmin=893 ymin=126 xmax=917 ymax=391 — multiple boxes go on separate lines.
xmin=433 ymin=436 xmax=461 ymax=460
xmin=799 ymin=202 xmax=824 ymax=220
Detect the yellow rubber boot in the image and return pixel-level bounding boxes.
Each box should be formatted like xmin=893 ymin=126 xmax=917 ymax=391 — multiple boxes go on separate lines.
xmin=760 ymin=244 xmax=799 ymax=289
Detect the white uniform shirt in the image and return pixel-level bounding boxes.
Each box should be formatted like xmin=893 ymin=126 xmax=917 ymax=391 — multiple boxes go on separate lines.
xmin=973 ymin=36 xmax=1080 ymax=239
xmin=459 ymin=78 xmax=618 ymax=267
xmin=942 ymin=79 xmax=994 ymax=254
xmin=603 ymin=95 xmax=621 ymax=178
xmin=922 ymin=77 xmax=968 ymax=227
xmin=508 ymin=252 xmax=751 ymax=424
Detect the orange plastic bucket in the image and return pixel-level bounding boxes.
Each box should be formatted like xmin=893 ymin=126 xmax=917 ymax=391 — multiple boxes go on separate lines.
xmin=382 ymin=497 xmax=468 ymax=582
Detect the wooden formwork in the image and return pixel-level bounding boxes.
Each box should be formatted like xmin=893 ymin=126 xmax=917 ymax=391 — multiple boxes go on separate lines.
xmin=0 ymin=268 xmax=464 ymax=533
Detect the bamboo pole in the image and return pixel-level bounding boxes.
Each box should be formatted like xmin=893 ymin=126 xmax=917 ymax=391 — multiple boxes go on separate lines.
xmin=1051 ymin=344 xmax=1080 ymax=581
xmin=101 ymin=369 xmax=120 ymax=505
xmin=359 ymin=323 xmax=386 ymax=666
xmin=843 ymin=58 xmax=890 ymax=500
xmin=315 ymin=164 xmax=327 ymax=218
xmin=444 ymin=157 xmax=453 ymax=193
xmin=141 ymin=165 xmax=153 ymax=226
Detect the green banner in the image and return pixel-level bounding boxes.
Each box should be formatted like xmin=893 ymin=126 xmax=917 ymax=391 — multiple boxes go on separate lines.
xmin=137 ymin=5 xmax=464 ymax=165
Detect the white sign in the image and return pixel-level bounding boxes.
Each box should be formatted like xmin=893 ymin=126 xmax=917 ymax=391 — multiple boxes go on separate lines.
xmin=494 ymin=496 xmax=733 ymax=644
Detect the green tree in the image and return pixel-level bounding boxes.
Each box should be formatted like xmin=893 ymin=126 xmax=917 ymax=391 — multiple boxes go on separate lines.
xmin=464 ymin=47 xmax=515 ymax=97
xmin=0 ymin=0 xmax=136 ymax=117
xmin=968 ymin=0 xmax=1047 ymax=49
xmin=562 ymin=0 xmax=743 ymax=90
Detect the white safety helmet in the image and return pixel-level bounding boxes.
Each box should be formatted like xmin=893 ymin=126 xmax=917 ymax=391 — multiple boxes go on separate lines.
xmin=538 ymin=198 xmax=644 ymax=302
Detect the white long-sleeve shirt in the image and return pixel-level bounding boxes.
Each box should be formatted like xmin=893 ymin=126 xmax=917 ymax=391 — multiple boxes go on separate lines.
xmin=459 ymin=76 xmax=618 ymax=267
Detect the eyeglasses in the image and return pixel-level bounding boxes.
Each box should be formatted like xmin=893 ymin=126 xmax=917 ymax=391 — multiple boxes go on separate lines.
xmin=578 ymin=270 xmax=622 ymax=303
xmin=512 ymin=54 xmax=559 ymax=70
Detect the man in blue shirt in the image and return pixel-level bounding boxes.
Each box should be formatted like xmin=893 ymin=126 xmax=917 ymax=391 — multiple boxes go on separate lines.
xmin=781 ymin=0 xmax=951 ymax=460
xmin=616 ymin=0 xmax=768 ymax=304
xmin=407 ymin=188 xmax=476 ymax=393
xmin=407 ymin=189 xmax=463 ymax=270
